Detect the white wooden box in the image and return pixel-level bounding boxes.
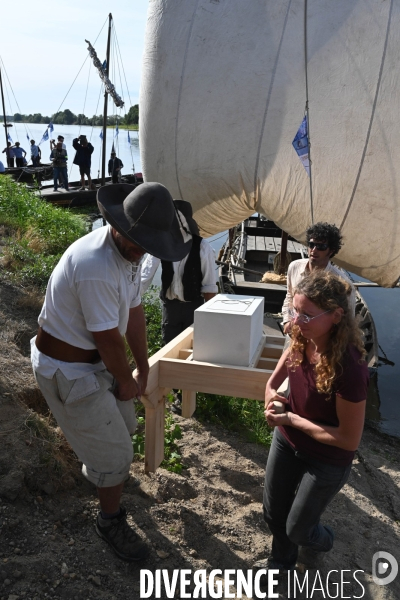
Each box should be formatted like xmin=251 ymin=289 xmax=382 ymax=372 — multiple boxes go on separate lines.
xmin=193 ymin=294 xmax=264 ymax=366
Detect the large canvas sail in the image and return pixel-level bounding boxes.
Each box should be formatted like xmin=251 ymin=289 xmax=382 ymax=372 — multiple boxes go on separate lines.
xmin=140 ymin=0 xmax=400 ymax=286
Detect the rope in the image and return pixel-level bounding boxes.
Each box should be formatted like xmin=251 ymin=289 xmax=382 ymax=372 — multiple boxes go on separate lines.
xmin=339 ymin=0 xmax=394 ymax=231
xmin=52 ymin=16 xmax=109 ymax=119
xmin=304 ymin=0 xmax=314 ymax=225
xmin=0 ymin=57 xmax=32 ymax=145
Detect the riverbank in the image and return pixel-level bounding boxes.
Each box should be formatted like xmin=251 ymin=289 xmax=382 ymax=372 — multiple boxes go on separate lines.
xmin=0 ymin=274 xmax=400 ymax=599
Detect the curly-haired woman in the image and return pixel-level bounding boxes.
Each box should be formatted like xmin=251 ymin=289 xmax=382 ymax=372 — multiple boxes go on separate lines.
xmin=259 ymin=270 xmax=369 ymax=573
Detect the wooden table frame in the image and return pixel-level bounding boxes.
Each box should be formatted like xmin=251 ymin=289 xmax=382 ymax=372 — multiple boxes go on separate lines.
xmin=134 ymin=327 xmax=285 ymax=472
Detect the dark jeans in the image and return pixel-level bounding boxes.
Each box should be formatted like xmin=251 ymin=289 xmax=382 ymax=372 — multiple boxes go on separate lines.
xmin=7 ymin=157 xmax=15 ymax=168
xmin=32 ymin=156 xmax=40 ymax=167
xmin=263 ymin=428 xmax=351 ymax=568
xmin=53 ymin=166 xmax=69 ymax=190
xmin=16 ymin=157 xmax=24 ymax=168
xmin=162 ymin=297 xmax=204 ymax=344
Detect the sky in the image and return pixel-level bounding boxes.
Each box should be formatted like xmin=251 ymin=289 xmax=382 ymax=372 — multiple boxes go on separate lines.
xmin=0 ymin=0 xmax=149 ymax=118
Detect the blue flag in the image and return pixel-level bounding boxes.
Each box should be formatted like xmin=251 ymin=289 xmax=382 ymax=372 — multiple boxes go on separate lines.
xmin=7 ymin=133 xmax=13 ymax=143
xmin=39 ymin=129 xmax=49 ymax=145
xmin=292 ymin=115 xmax=310 ymax=176
xmin=26 ymin=133 xmax=30 ymax=142
xmin=49 ymin=122 xmax=54 ymax=133
xmin=127 ymin=131 xmax=131 ymax=143
xmin=99 ymin=130 xmax=103 ymax=140
xmin=102 ymin=60 xmax=107 ymax=71
xmin=115 ymin=125 xmax=119 ymax=138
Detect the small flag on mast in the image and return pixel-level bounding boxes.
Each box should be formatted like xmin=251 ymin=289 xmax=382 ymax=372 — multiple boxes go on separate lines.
xmin=39 ymin=129 xmax=49 ymax=145
xmin=26 ymin=133 xmax=30 ymax=142
xmin=127 ymin=131 xmax=131 ymax=143
xmin=49 ymin=122 xmax=54 ymax=133
xmin=7 ymin=133 xmax=13 ymax=143
xmin=99 ymin=130 xmax=103 ymax=139
xmin=292 ymin=115 xmax=310 ymax=176
xmin=114 ymin=124 xmax=119 ymax=138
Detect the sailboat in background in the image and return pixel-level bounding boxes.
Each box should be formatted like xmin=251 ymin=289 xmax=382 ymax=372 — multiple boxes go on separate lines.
xmin=0 ymin=65 xmax=53 ymax=184
xmin=39 ymin=13 xmax=140 ymax=206
xmin=139 ymin=0 xmax=400 ymax=289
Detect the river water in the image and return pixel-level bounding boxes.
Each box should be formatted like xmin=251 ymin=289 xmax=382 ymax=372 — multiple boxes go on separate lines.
xmin=5 ymin=122 xmax=141 ymax=183
xmin=8 ymin=124 xmax=400 ymax=437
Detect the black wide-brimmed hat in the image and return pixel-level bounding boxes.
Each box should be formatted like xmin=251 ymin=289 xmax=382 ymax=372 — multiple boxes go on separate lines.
xmin=174 ymin=200 xmax=200 ymax=236
xmin=97 ymin=182 xmax=192 ymax=261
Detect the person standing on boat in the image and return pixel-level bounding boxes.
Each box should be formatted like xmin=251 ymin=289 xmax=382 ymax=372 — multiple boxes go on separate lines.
xmin=31 ymin=182 xmax=192 ymax=562
xmin=30 ymin=140 xmax=41 ymax=167
xmin=73 ymin=134 xmax=95 ymax=191
xmin=12 ymin=142 xmax=27 ymax=168
xmin=108 ymin=151 xmax=124 ymax=183
xmin=141 ymin=200 xmax=218 ymax=412
xmin=50 ymin=135 xmax=66 ymax=150
xmin=2 ymin=142 xmax=15 ymax=168
xmin=256 ymin=270 xmax=369 ymax=577
xmin=282 ymin=222 xmax=356 ymax=336
xmin=50 ymin=141 xmax=69 ymax=191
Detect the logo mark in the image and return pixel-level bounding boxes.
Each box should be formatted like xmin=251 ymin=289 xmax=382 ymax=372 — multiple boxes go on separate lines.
xmin=372 ymin=551 xmax=398 ymax=586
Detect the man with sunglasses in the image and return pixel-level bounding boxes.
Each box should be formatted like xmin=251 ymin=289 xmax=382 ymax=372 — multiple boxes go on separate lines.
xmin=282 ymin=222 xmax=356 ymax=335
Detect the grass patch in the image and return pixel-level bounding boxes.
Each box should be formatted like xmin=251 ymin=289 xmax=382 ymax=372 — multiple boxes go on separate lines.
xmin=0 ymin=176 xmax=88 ymax=288
xmin=196 ymin=393 xmax=273 ymax=448
xmin=132 ymin=399 xmax=185 ymax=474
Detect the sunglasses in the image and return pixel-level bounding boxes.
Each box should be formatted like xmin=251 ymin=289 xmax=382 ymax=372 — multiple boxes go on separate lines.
xmin=289 ymin=308 xmax=331 ymax=324
xmin=308 ymin=241 xmax=329 ymax=251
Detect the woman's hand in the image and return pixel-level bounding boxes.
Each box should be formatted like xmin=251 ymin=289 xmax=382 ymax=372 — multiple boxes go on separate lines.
xmin=264 ymin=407 xmax=292 ymax=428
xmin=264 ymin=387 xmax=287 ymax=410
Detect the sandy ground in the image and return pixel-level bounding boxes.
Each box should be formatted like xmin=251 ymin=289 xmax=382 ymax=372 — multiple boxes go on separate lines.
xmin=0 ymin=277 xmax=400 ymax=600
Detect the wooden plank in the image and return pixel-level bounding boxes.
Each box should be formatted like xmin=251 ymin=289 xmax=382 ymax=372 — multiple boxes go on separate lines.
xmin=246 ymin=235 xmax=256 ymax=251
xmin=144 ymin=389 xmax=166 ymax=472
xmin=256 ymin=357 xmax=279 ymax=370
xmin=249 ymin=334 xmax=267 ymax=368
xmin=139 ymin=327 xmax=194 ymax=395
xmin=262 ymin=342 xmax=284 ymax=358
xmin=181 ymin=390 xmax=196 ymax=418
xmin=262 ymin=334 xmax=285 ymax=346
xmin=158 ymin=358 xmax=272 ymax=401
xmin=179 ymin=349 xmax=193 ymax=360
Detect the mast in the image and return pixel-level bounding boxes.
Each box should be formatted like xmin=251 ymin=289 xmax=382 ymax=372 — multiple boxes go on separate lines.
xmin=0 ymin=67 xmax=9 ymax=158
xmin=101 ymin=13 xmax=112 ymax=186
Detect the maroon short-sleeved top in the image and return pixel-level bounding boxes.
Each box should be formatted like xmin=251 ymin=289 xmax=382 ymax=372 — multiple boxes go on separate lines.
xmin=279 ymin=344 xmax=369 ymax=466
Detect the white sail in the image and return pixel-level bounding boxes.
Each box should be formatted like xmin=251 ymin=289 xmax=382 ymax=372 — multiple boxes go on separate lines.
xmin=140 ymin=0 xmax=400 ymax=286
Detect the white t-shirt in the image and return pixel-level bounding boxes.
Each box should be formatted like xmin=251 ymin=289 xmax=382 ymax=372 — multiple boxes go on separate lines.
xmin=32 ymin=225 xmax=142 ymax=379
xmin=140 ymin=238 xmax=218 ymax=301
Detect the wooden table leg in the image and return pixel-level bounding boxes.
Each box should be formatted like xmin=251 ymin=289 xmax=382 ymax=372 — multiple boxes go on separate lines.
xmin=144 ymin=389 xmax=166 ymax=473
xmin=181 ymin=390 xmax=196 ymax=418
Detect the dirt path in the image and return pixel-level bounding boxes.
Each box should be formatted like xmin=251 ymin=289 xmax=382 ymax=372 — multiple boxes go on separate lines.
xmin=0 ymin=278 xmax=400 ymax=600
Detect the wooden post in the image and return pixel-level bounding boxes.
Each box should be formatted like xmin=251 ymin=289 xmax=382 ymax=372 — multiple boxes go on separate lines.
xmin=181 ymin=390 xmax=196 ymax=418
xmin=143 ymin=388 xmax=166 ymax=473
xmin=279 ymin=231 xmax=288 ymax=275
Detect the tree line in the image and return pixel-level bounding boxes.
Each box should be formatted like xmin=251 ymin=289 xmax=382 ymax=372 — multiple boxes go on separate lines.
xmin=7 ymin=105 xmax=139 ymax=127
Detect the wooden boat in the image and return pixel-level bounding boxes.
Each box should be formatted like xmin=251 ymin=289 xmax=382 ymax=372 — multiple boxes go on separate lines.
xmin=30 ymin=173 xmax=143 ymax=207
xmin=140 ymin=0 xmax=400 ymax=289
xmin=218 ymin=215 xmax=379 ymax=369
xmin=5 ymin=163 xmax=53 ymax=184
xmin=28 ymin=14 xmax=134 ymax=206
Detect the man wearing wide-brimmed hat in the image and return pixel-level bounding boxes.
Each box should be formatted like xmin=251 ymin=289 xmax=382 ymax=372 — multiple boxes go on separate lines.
xmin=141 ymin=200 xmax=218 ymax=411
xmin=31 ymin=182 xmax=192 ymax=562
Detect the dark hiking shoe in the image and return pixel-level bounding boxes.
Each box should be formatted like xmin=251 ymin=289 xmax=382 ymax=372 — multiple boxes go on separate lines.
xmin=297 ymin=525 xmax=334 ymax=568
xmin=253 ymin=558 xmax=296 ymax=585
xmin=297 ymin=546 xmax=326 ymax=568
xmin=170 ymin=390 xmax=182 ymax=415
xmin=96 ymin=507 xmax=149 ymax=561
